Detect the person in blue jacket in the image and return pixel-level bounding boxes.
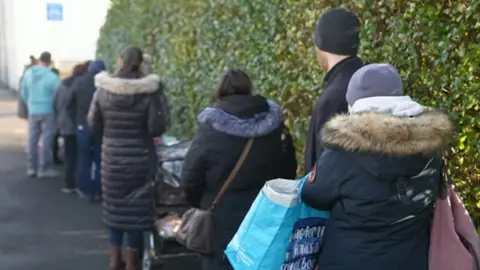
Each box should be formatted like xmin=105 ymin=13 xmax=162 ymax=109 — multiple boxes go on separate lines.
xmin=21 ymin=51 xmax=61 ymax=178
xmin=301 ymin=64 xmax=455 ymax=270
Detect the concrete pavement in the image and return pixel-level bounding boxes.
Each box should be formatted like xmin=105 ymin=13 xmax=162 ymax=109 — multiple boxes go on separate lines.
xmin=0 ymin=89 xmax=107 ymax=269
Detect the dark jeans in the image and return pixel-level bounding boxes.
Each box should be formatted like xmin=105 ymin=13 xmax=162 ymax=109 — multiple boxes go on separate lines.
xmin=52 ymin=132 xmax=61 ymax=163
xmin=63 ymin=135 xmax=77 ymax=189
xmin=76 ymin=125 xmax=101 ymax=197
xmin=109 ymin=229 xmax=143 ymax=250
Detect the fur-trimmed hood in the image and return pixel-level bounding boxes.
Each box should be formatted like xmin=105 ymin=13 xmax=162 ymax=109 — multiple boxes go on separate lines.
xmin=94 ymin=71 xmax=161 ymax=95
xmin=197 ymin=95 xmax=283 ymax=138
xmin=322 ymin=110 xmax=455 ymax=156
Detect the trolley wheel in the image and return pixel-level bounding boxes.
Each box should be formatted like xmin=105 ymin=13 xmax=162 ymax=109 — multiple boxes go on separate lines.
xmin=142 ymin=230 xmax=164 ymax=270
xmin=142 ymin=248 xmax=163 ymax=270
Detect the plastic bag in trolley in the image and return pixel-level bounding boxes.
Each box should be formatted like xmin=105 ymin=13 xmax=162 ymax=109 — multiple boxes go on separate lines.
xmin=155 ymin=140 xmax=192 ymax=206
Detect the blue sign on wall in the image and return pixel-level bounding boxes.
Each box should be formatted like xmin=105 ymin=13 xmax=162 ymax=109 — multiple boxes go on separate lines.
xmin=47 ymin=3 xmax=63 ymax=21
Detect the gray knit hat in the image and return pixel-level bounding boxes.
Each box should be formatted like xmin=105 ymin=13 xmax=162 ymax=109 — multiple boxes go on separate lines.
xmin=346 ymin=63 xmax=403 ymax=106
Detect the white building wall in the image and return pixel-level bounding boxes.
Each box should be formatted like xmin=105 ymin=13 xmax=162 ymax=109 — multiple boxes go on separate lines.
xmin=0 ymin=0 xmax=111 ymax=91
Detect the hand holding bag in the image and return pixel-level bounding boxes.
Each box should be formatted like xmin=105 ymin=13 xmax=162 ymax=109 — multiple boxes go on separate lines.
xmin=176 ymin=139 xmax=254 ymax=254
xmin=225 ymin=173 xmax=329 ymax=270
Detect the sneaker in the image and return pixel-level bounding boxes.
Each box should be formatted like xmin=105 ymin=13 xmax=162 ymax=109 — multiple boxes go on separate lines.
xmin=27 ymin=169 xmax=36 ymax=178
xmin=37 ymin=169 xmax=60 ymax=178
xmin=61 ymin=188 xmax=77 ymax=194
xmin=76 ymin=189 xmax=89 ymax=200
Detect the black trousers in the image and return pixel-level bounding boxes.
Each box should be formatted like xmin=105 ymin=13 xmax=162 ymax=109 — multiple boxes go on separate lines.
xmin=63 ymin=135 xmax=77 ymax=189
xmin=52 ymin=132 xmax=61 ymax=163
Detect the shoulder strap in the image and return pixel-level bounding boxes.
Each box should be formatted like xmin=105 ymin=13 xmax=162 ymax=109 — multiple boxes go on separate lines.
xmin=209 ymin=139 xmax=254 ymax=210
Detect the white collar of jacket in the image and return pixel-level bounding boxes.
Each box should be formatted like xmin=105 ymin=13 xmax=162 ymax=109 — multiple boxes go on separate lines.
xmin=322 ymin=102 xmax=454 ymax=156
xmin=94 ymin=71 xmax=160 ymax=95
xmin=349 ymin=96 xmax=425 ymax=117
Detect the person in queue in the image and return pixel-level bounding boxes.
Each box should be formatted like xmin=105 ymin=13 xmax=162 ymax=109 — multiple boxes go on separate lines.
xmin=181 ymin=69 xmax=297 ymax=270
xmin=20 ymin=51 xmax=61 ymax=178
xmin=301 ymin=64 xmax=455 ymax=270
xmin=53 ymin=63 xmax=88 ymax=194
xmin=140 ymin=52 xmax=171 ymax=131
xmin=88 ymin=46 xmax=167 ymax=270
xmin=304 ymin=7 xmax=364 ymax=173
xmin=50 ymin=66 xmax=63 ymax=165
xmin=70 ymin=59 xmax=106 ymax=201
xmin=17 ymin=56 xmax=38 ymax=120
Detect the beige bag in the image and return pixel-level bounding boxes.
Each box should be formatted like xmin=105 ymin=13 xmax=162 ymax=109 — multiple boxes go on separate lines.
xmin=176 ymin=139 xmax=254 ymax=254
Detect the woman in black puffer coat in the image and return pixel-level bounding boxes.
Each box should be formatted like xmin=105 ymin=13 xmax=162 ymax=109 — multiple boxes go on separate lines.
xmin=182 ymin=69 xmax=298 ymax=270
xmin=88 ymin=46 xmax=166 ymax=270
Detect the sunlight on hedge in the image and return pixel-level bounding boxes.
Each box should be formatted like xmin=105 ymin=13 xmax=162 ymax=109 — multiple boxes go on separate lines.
xmin=97 ymin=0 xmax=480 ymax=227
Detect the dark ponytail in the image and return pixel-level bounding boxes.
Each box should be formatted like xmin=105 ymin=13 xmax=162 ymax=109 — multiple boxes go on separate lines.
xmin=116 ymin=45 xmax=144 ymax=79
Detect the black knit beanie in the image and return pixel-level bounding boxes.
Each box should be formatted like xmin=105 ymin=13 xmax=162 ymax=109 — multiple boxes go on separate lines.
xmin=314 ymin=8 xmax=360 ymax=56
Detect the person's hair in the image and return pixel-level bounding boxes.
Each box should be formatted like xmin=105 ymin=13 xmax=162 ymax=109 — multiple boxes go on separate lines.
xmin=116 ymin=46 xmax=144 ymax=79
xmin=29 ymin=55 xmax=36 ymax=64
xmin=71 ymin=64 xmax=87 ymax=77
xmin=51 ymin=67 xmax=60 ymax=76
xmin=212 ymin=69 xmax=253 ymax=102
xmin=84 ymin=60 xmax=92 ymax=67
xmin=39 ymin=51 xmax=52 ymax=64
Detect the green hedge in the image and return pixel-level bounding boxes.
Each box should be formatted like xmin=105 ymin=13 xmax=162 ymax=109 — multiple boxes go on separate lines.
xmin=97 ymin=0 xmax=480 ymax=226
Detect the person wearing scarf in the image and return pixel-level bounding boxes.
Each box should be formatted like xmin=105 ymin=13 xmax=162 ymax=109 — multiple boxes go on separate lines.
xmin=301 ymin=64 xmax=455 ymax=270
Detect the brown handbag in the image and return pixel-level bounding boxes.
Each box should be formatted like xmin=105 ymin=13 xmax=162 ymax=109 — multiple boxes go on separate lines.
xmin=176 ymin=139 xmax=254 ymax=254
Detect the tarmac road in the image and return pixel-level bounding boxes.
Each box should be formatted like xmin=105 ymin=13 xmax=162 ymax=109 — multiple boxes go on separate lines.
xmin=0 ymin=89 xmax=199 ymax=270
xmin=0 ymin=89 xmax=107 ymax=270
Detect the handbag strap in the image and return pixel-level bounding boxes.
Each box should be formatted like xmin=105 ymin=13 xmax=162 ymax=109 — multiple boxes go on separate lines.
xmin=209 ymin=138 xmax=254 ymax=211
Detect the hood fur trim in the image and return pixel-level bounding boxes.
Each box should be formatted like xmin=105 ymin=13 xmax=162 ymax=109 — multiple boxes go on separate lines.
xmin=197 ymin=100 xmax=283 ymax=138
xmin=94 ymin=71 xmax=160 ymax=95
xmin=322 ymin=110 xmax=455 ymax=155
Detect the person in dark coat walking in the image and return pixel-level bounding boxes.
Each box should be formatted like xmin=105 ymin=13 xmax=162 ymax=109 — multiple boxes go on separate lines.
xmin=53 ymin=63 xmax=88 ymax=193
xmin=301 ymin=64 xmax=455 ymax=270
xmin=88 ymin=46 xmax=166 ymax=270
xmin=181 ymin=69 xmax=297 ymax=270
xmin=304 ymin=8 xmax=364 ymax=173
xmin=71 ymin=60 xmax=106 ymax=201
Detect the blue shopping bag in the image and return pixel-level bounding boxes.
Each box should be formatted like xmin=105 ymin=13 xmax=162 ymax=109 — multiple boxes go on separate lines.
xmin=281 ymin=209 xmax=328 ymax=270
xmin=225 ymin=175 xmax=329 ymax=270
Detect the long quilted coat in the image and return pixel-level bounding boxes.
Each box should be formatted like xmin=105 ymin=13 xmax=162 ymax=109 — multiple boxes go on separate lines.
xmin=88 ymin=71 xmax=166 ymax=231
